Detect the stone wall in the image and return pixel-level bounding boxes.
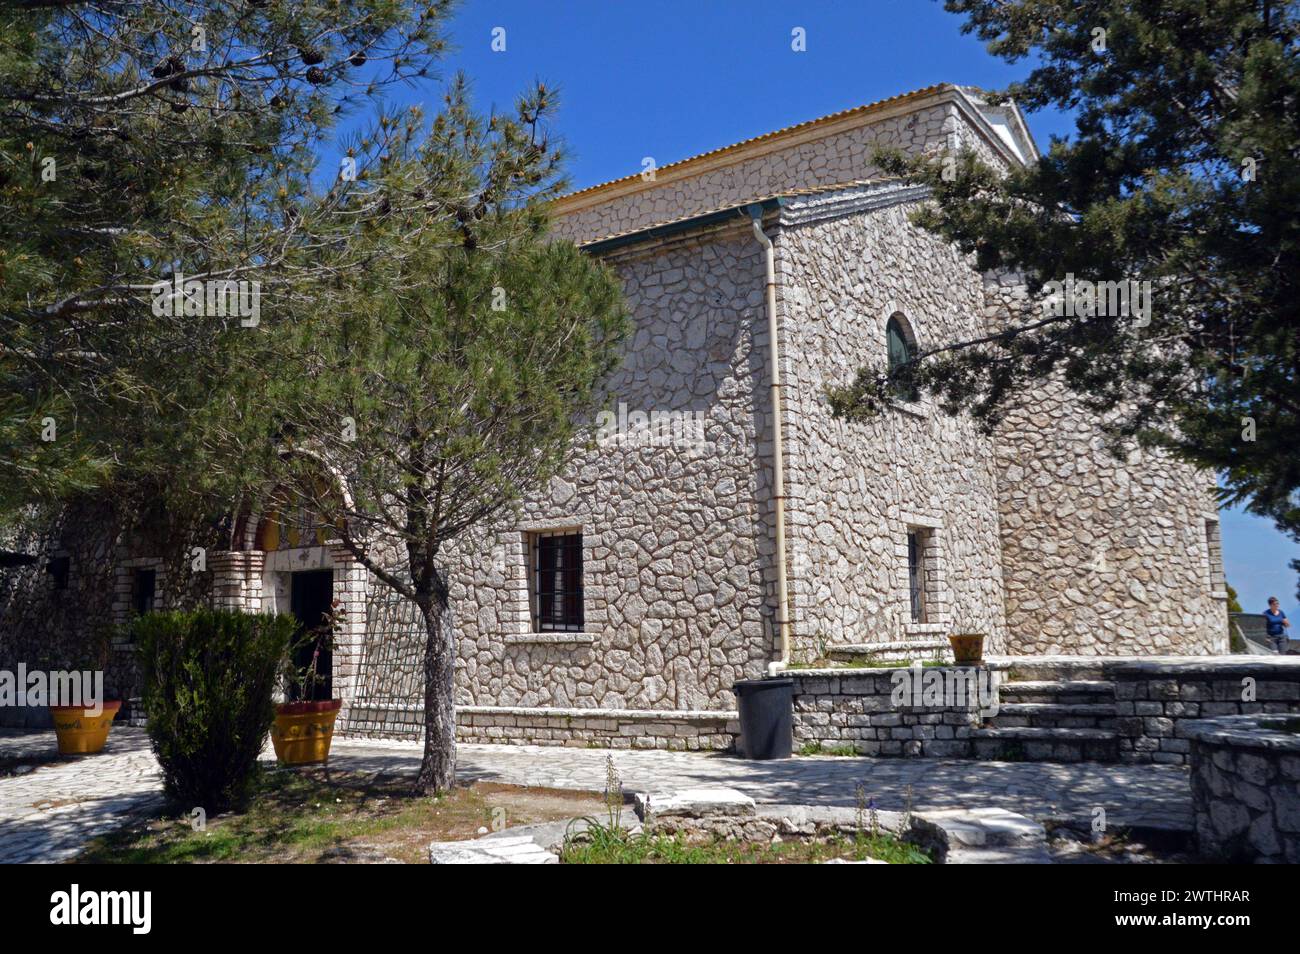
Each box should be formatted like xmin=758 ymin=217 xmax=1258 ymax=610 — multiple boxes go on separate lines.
xmin=0 ymin=501 xmax=149 ymax=724
xmin=438 ymin=226 xmax=776 ymax=721
xmin=0 ymin=502 xmax=123 ymax=675
xmin=346 ymin=701 xmax=736 ymax=750
xmin=456 ymin=705 xmax=736 ymax=750
xmin=790 ymin=666 xmax=1000 ymax=758
xmin=985 ymin=273 xmax=1229 ymax=656
xmin=777 ymin=185 xmax=1009 ymax=660
xmin=789 ymin=658 xmax=1300 ymax=764
xmin=1185 ymin=713 xmax=1300 ymax=862
xmin=1112 ymin=659 xmax=1300 ymax=765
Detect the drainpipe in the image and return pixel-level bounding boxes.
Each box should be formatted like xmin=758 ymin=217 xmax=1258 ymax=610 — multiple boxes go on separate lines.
xmin=747 ymin=206 xmax=791 ymax=677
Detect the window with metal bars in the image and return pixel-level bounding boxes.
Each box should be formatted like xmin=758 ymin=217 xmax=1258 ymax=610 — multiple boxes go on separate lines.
xmin=533 ymin=531 xmax=583 ymax=632
xmin=907 ymin=530 xmax=927 ymax=623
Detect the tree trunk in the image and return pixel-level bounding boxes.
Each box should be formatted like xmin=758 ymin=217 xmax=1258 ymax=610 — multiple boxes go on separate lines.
xmin=414 ymin=586 xmax=456 ymax=795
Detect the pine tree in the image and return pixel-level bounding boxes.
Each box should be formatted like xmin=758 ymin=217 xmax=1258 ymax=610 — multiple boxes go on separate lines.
xmin=0 ymin=0 xmax=448 ymax=519
xmin=830 ymin=0 xmax=1300 ymax=586
xmin=267 ymin=78 xmax=627 ymax=793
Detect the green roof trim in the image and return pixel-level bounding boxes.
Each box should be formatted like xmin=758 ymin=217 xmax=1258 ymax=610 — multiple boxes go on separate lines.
xmin=579 ymin=196 xmax=787 ymax=256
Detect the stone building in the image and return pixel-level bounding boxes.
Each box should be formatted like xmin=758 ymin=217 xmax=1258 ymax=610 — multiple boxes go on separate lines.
xmin=0 ymin=84 xmax=1228 ymax=744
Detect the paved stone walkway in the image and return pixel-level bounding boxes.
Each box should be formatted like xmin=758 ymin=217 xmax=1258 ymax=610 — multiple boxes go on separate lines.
xmin=332 ymin=738 xmax=1193 ymax=832
xmin=0 ymin=727 xmax=1193 ymax=863
xmin=0 ymin=728 xmax=163 ymax=864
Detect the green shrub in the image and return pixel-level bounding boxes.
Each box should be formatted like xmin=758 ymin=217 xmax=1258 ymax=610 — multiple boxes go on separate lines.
xmin=134 ymin=609 xmax=296 ymax=812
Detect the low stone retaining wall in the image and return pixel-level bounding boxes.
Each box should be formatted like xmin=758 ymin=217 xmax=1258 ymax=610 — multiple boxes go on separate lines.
xmin=1109 ymin=659 xmax=1300 ymax=765
xmin=1185 ymin=714 xmax=1300 ymax=862
xmin=0 ymin=705 xmax=53 ymax=729
xmin=337 ymin=657 xmax=1300 ymax=763
xmin=344 ymin=704 xmax=738 ymax=751
xmin=789 ymin=666 xmax=1002 ymax=758
xmin=791 ymin=657 xmax=1300 ymax=763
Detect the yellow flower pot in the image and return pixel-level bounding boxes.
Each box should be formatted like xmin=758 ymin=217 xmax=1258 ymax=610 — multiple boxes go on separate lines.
xmin=271 ymin=699 xmax=341 ymax=765
xmin=50 ymin=700 xmax=122 ymax=755
xmin=948 ymin=633 xmax=986 ymax=666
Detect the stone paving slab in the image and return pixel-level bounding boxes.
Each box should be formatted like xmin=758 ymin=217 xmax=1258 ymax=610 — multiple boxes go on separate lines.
xmin=0 ymin=727 xmax=1193 ymax=863
xmin=0 ymin=727 xmax=163 ymax=864
xmin=429 ymin=833 xmax=558 ymax=864
xmin=329 ymin=737 xmax=1194 ymax=832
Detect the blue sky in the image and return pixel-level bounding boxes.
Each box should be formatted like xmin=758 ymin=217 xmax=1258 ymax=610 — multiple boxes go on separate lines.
xmin=354 ymin=0 xmax=1298 ymax=618
xmin=375 ymin=0 xmax=1079 ymax=192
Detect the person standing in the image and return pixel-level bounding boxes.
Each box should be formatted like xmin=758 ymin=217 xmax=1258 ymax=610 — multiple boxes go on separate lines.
xmin=1264 ymin=597 xmax=1291 ymax=654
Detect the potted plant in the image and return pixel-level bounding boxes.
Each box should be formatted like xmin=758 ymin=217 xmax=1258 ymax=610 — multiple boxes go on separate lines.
xmin=50 ymin=696 xmax=122 ymax=755
xmin=948 ymin=633 xmax=986 ymax=666
xmin=271 ymin=601 xmax=344 ymax=766
xmin=49 ymin=630 xmax=120 ymax=755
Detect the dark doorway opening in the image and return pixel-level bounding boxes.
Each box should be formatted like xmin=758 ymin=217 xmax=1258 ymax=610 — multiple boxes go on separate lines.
xmin=289 ymin=569 xmax=334 ymax=701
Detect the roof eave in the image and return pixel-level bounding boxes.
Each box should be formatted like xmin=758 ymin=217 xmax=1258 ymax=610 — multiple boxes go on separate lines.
xmin=579 ymin=197 xmax=786 ymax=256
xmin=551 ymin=83 xmax=960 ymax=217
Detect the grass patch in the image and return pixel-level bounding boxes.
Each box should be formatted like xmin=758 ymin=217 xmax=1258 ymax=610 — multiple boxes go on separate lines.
xmin=75 ymin=767 xmax=604 ymax=864
xmin=790 ymin=658 xmax=950 ymax=670
xmin=560 ymin=820 xmax=931 ymax=865
xmin=798 ymin=741 xmax=860 ymax=757
xmin=848 ymin=658 xmax=950 ymax=668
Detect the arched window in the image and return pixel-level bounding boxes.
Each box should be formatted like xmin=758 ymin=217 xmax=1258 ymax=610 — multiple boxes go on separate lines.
xmin=886 ymin=314 xmax=919 ymax=402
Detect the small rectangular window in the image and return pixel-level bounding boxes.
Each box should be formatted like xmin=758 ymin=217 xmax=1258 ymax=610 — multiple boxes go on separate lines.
xmin=1205 ymin=520 xmax=1225 ymax=592
xmin=532 ymin=531 xmax=583 ymax=632
xmin=907 ymin=530 xmax=927 ymax=623
xmin=133 ymin=568 xmax=157 ymax=616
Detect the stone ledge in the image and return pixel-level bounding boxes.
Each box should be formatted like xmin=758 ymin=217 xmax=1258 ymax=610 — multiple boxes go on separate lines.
xmin=993 ymin=654 xmax=1300 ymax=674
xmin=828 ymin=638 xmax=951 ymax=654
xmin=502 ymin=633 xmax=598 ymax=646
xmin=913 ymin=807 xmax=1045 ymax=848
xmin=788 ymin=663 xmax=1011 ymax=678
xmin=1183 ymin=713 xmax=1300 ymax=751
xmin=635 ymin=787 xmax=755 ymax=821
xmin=901 ymin=624 xmax=948 ymax=636
xmin=970 ymin=726 xmax=1117 ymax=742
xmin=459 ymin=705 xmax=739 ymax=722
xmin=887 ymin=398 xmax=932 ymax=419
xmin=1106 ymin=657 xmax=1300 ymax=678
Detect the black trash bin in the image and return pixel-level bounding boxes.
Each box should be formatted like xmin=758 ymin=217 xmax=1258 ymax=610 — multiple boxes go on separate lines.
xmin=733 ymin=677 xmax=794 ymax=760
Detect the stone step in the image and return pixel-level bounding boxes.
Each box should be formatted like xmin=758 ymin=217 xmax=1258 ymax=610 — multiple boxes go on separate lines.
xmin=971 ymin=726 xmax=1118 ymax=741
xmin=986 ymin=702 xmax=1116 ymax=730
xmin=998 ymin=680 xmax=1115 ymax=705
xmin=910 ymin=808 xmax=1052 ymax=864
xmin=1001 ymin=660 xmax=1109 ymax=681
xmin=825 ymin=639 xmax=949 ymax=663
xmin=969 ymin=726 xmax=1119 ymax=764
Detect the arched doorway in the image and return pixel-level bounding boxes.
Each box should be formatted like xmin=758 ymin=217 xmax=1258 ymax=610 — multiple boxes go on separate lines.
xmin=220 ymin=471 xmax=366 ymax=715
